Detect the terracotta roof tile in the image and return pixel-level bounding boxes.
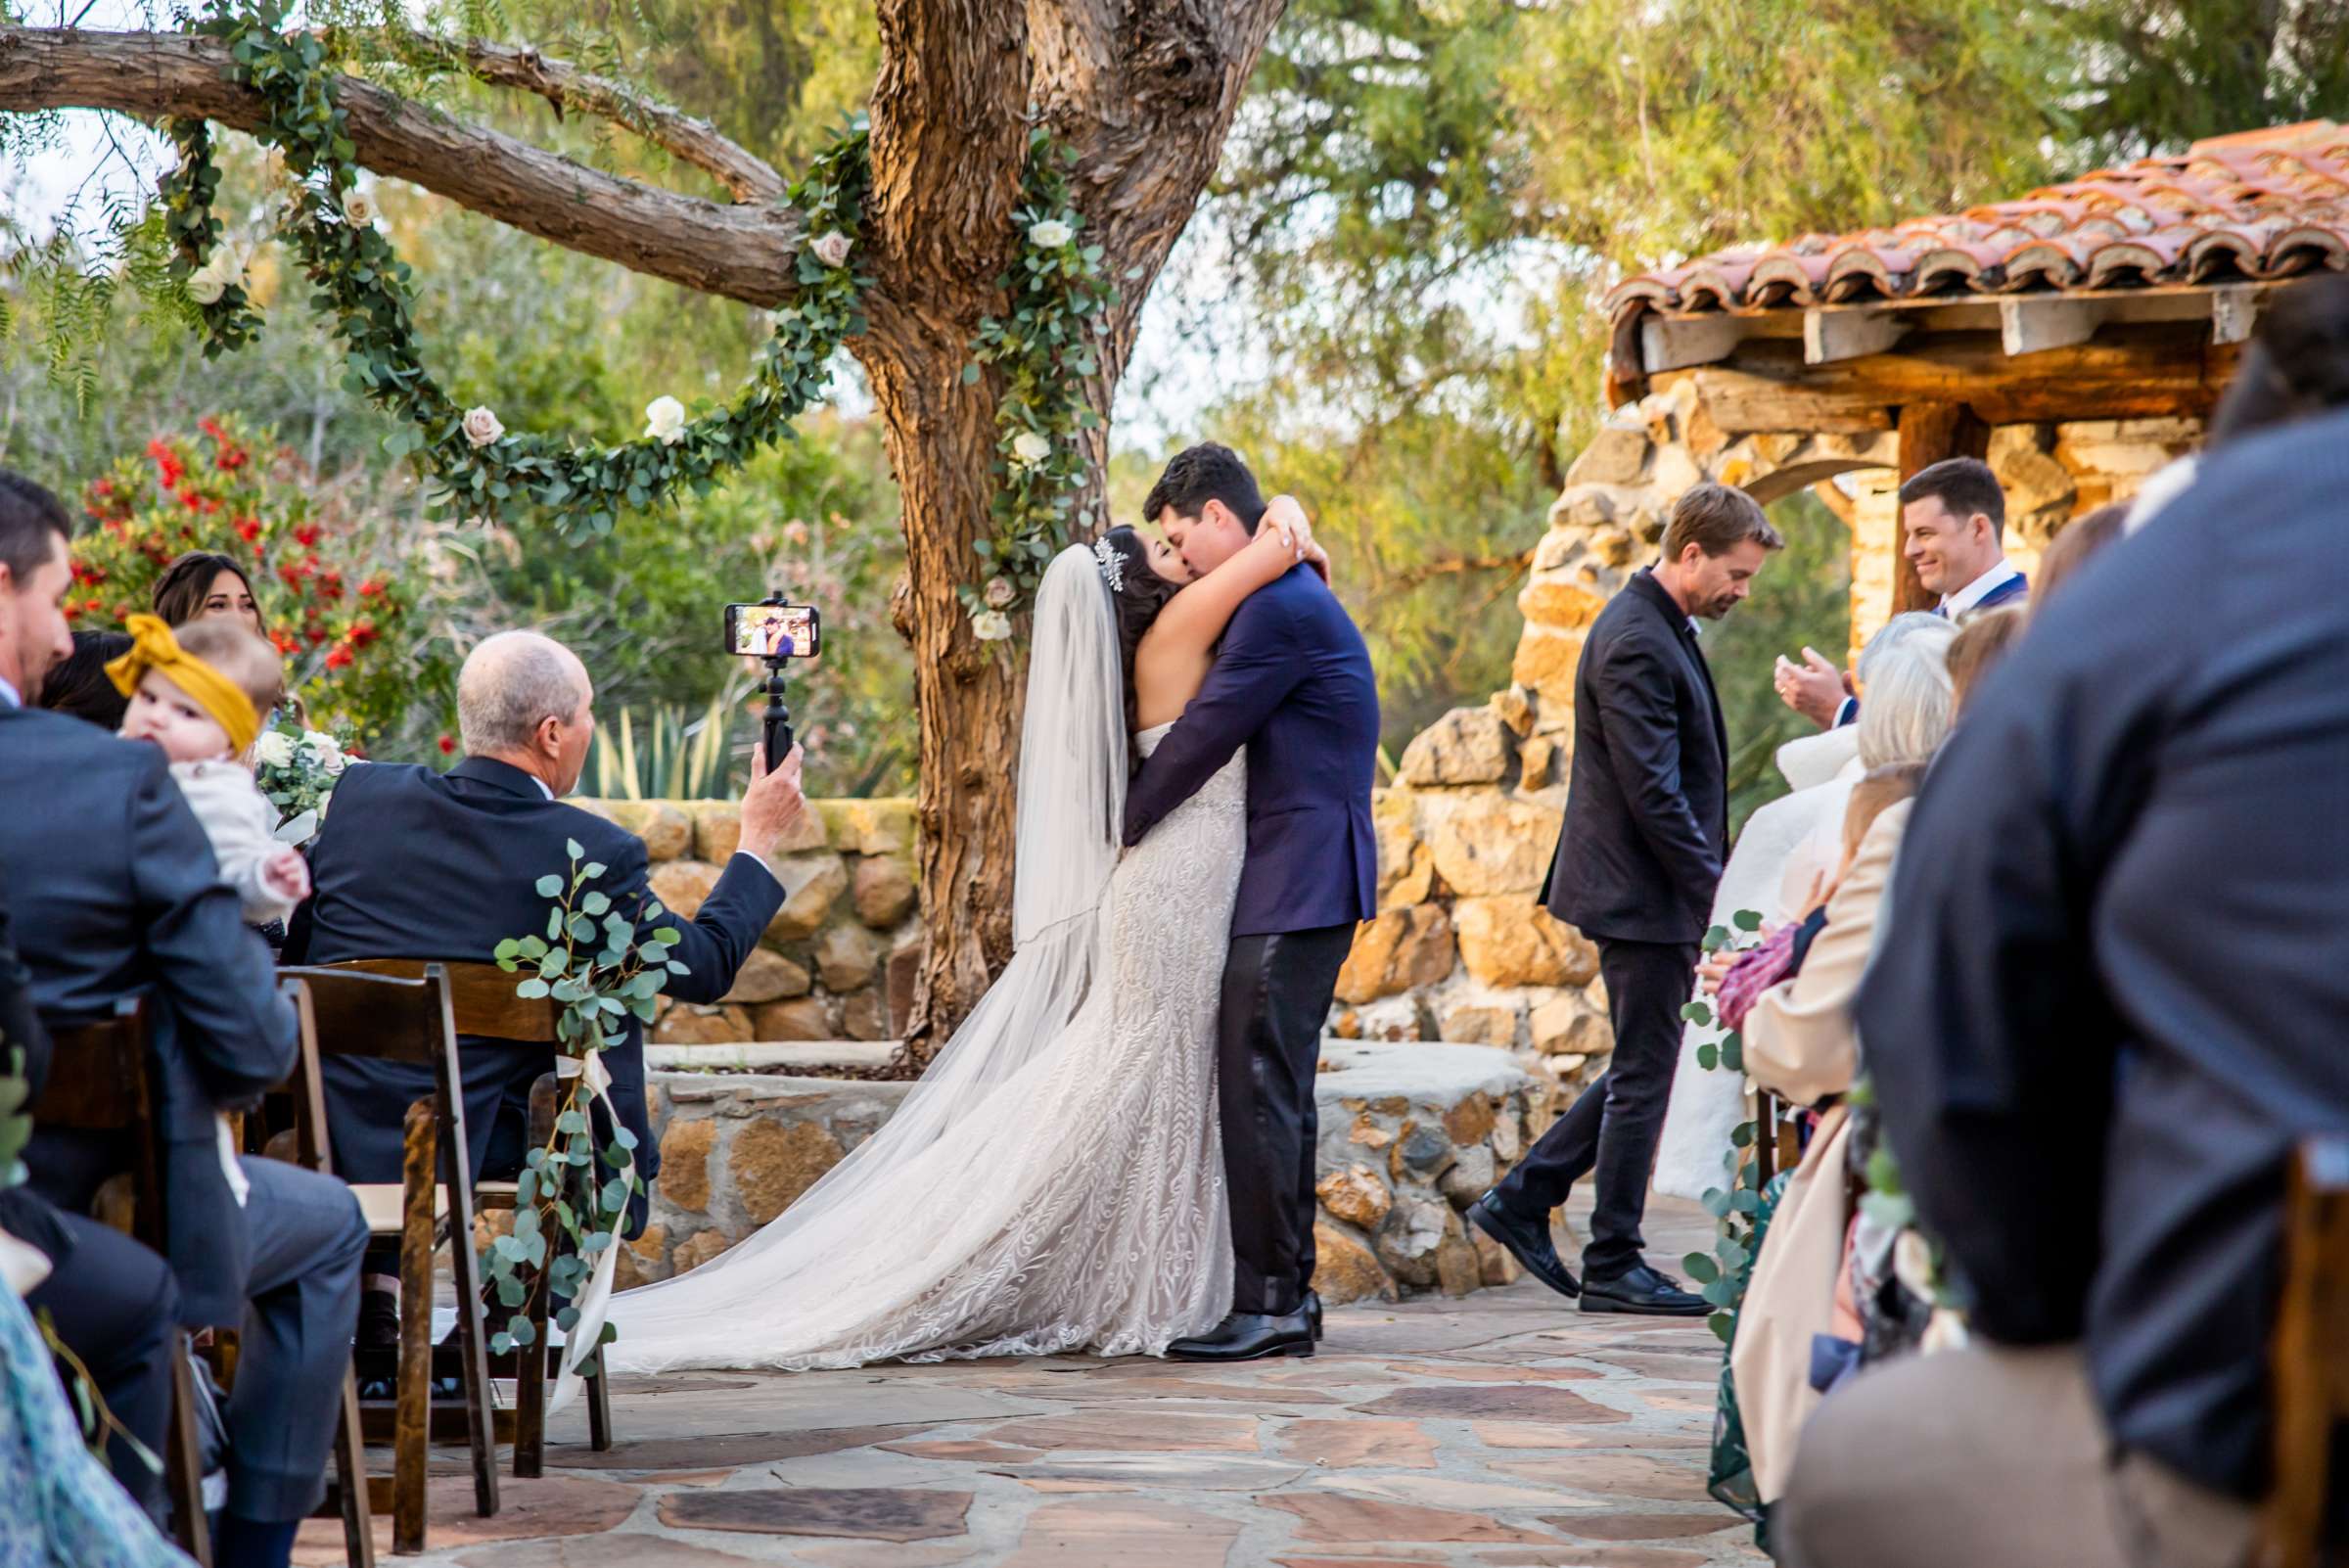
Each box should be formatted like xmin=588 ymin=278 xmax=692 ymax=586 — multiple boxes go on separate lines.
xmin=1603 ymin=120 xmax=2349 ymax=318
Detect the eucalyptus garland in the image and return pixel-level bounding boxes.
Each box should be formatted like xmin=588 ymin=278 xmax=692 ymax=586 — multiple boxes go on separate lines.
xmin=485 ymin=842 xmax=682 ymax=1359
xmin=160 ymin=0 xmax=871 ymax=541
xmin=156 ymin=0 xmax=1116 ymax=616
xmin=960 ymin=126 xmax=1123 ymax=638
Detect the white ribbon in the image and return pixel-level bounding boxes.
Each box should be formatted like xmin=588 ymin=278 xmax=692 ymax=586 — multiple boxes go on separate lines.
xmin=542 ymin=1047 xmax=623 ymax=1417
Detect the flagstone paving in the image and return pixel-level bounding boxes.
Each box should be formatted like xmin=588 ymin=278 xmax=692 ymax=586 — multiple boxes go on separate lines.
xmin=299 ymin=1198 xmax=1768 ymax=1568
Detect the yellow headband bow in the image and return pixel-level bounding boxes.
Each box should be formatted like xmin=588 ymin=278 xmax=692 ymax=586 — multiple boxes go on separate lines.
xmin=106 ymin=614 xmax=262 ymax=759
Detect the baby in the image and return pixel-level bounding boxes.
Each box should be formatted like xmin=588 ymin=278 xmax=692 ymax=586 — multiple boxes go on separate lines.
xmin=110 ymin=614 xmax=311 ymax=924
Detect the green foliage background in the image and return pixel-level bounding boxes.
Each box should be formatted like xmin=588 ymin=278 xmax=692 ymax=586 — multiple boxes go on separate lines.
xmin=4 ymin=0 xmax=2327 ymax=814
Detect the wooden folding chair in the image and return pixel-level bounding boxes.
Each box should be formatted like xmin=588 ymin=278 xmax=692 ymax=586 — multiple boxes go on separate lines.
xmin=2265 ymin=1134 xmax=2349 ymax=1568
xmin=36 ymin=997 xmax=211 ymax=1565
xmin=276 ymin=965 xmax=497 ymax=1556
xmin=301 ymin=959 xmax=615 ymax=1478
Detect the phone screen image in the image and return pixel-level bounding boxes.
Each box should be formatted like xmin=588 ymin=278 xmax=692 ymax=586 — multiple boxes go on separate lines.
xmin=730 ymin=604 xmax=818 ymax=659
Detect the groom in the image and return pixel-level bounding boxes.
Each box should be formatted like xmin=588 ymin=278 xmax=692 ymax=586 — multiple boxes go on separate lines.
xmin=1124 ymin=443 xmax=1380 ymax=1361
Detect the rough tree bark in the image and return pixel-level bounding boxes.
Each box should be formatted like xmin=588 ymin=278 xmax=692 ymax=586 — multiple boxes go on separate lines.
xmin=0 ymin=0 xmax=1287 ymax=1061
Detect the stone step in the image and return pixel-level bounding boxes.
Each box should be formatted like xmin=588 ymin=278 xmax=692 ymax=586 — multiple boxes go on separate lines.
xmin=645 ymin=1039 xmax=899 ymax=1074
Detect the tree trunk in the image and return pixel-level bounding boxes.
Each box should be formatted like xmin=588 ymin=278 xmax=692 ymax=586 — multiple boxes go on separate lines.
xmin=1 ymin=0 xmax=1290 ymax=1061
xmin=860 ymin=329 xmax=1029 ymax=1062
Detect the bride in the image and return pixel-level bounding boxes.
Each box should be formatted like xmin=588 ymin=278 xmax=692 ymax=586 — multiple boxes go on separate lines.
xmin=604 ymin=504 xmax=1326 ymax=1372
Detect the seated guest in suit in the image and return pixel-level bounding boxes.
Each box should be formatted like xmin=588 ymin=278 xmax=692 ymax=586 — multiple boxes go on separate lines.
xmin=33 ymin=628 xmax=134 ymax=730
xmin=0 ymin=469 xmax=367 ymax=1568
xmin=0 ymin=868 xmax=182 ymax=1525
xmin=286 ymin=630 xmax=808 ymax=1335
xmin=1774 ymin=409 xmax=2349 ymax=1568
xmin=1774 ymin=456 xmax=2026 ymax=728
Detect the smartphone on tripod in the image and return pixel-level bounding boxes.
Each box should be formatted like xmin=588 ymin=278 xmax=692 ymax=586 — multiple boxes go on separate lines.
xmin=723 ymin=601 xmax=821 ymax=766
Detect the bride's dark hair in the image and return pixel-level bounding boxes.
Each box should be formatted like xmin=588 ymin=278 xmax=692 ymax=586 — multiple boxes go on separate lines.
xmin=1094 ymin=526 xmax=1183 ymax=735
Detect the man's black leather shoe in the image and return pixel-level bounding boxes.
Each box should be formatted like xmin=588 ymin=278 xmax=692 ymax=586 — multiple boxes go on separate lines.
xmin=1305 ymin=1289 xmax=1323 ymax=1341
xmin=1168 ymin=1309 xmax=1314 ymax=1361
xmin=1469 ymin=1192 xmax=1582 ymax=1301
xmin=1580 ymin=1263 xmax=1711 ymax=1316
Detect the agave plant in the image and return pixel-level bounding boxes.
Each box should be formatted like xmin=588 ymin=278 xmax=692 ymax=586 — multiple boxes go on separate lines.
xmin=589 ymin=690 xmax=742 ymax=802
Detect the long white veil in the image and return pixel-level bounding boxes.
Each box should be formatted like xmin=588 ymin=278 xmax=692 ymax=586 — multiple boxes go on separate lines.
xmin=604 ymin=543 xmax=1127 ymax=1365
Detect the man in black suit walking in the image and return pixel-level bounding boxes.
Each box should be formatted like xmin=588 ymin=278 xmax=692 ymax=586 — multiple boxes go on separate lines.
xmin=286 ymin=629 xmax=807 ymax=1335
xmin=1474 ymin=484 xmax=1780 ymax=1315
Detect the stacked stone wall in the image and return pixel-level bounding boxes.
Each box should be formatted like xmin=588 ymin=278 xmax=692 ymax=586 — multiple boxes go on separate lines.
xmin=570 ymin=796 xmax=920 ymax=1048
xmin=1357 ymin=381 xmax=2203 ymax=1104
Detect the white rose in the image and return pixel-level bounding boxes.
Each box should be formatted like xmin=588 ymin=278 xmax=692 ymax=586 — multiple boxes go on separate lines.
xmin=809 ymin=230 xmax=852 ymax=267
xmin=970 ymin=609 xmax=1014 ymax=643
xmin=1010 ymin=431 xmax=1052 ymax=467
xmin=643 ymin=395 xmax=688 ymax=446
xmin=341 ymin=188 xmax=379 ymax=227
xmin=983 ymin=576 xmax=1015 ymax=609
xmin=461 ymin=406 xmax=505 ymax=448
xmin=1027 ymin=217 xmax=1075 ymax=250
xmin=253 ymin=731 xmax=296 ymax=768
xmin=187 ymin=267 xmax=226 ymax=305
xmin=186 ymin=247 xmax=243 ymax=306
xmin=301 ymin=731 xmax=347 ymax=775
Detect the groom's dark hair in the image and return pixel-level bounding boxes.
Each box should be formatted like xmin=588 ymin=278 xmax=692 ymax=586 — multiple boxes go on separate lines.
xmin=1141 ymin=443 xmax=1266 ymax=534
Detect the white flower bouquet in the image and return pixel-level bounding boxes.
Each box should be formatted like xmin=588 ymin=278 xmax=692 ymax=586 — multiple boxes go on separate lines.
xmin=255 ymin=724 xmax=356 ymax=846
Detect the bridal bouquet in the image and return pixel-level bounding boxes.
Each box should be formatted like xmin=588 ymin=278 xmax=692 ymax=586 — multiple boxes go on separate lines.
xmin=254 ymin=723 xmax=354 ymax=846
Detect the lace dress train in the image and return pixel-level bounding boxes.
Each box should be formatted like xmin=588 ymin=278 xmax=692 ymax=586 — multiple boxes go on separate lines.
xmin=604 ymin=723 xmax=1243 ymax=1371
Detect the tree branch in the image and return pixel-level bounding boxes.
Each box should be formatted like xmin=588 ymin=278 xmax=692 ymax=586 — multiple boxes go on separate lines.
xmin=1376 ymin=548 xmax=1535 ymax=594
xmin=423 ymin=34 xmax=787 ymax=204
xmin=0 ymin=25 xmax=806 ymax=307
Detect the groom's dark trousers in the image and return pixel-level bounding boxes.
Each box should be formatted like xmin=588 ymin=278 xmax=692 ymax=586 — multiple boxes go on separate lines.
xmin=1502 ymin=566 xmax=1727 ymax=1278
xmin=1125 ymin=563 xmax=1382 ymax=1317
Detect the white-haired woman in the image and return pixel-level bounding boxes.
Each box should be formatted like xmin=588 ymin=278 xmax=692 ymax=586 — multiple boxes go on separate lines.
xmin=1652 ymin=614 xmax=1958 ymax=1201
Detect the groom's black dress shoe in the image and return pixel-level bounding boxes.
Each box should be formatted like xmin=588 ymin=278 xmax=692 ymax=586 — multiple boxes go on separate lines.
xmin=1469 ymin=1193 xmax=1581 ymax=1301
xmin=1168 ymin=1309 xmax=1314 ymax=1362
xmin=1305 ymin=1289 xmax=1323 ymax=1342
xmin=1579 ymin=1263 xmax=1711 ymax=1316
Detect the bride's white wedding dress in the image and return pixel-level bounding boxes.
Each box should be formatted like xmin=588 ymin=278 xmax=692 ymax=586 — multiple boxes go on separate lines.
xmin=604 ymin=548 xmax=1244 ymax=1372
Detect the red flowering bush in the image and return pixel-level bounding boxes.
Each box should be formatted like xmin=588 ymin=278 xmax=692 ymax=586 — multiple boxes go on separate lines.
xmin=72 ymin=415 xmax=414 ymax=744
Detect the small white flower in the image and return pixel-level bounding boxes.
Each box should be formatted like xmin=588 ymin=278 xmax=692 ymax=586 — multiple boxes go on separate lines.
xmin=809 ymin=230 xmax=852 ymax=267
xmin=983 ymin=576 xmax=1016 ymax=609
xmin=186 ymin=246 xmax=246 ymax=306
xmin=970 ymin=609 xmax=1014 ymax=642
xmin=1027 ymin=217 xmax=1075 ymax=250
xmin=643 ymin=395 xmax=688 ymax=446
xmin=301 ymin=730 xmax=347 ymax=775
xmin=341 ymin=188 xmax=379 ymax=227
xmin=253 ymin=731 xmax=297 ymax=768
xmin=1010 ymin=431 xmax=1052 ymax=467
xmin=1893 ymin=1228 xmax=1937 ymax=1299
xmin=461 ymin=406 xmax=505 ymax=448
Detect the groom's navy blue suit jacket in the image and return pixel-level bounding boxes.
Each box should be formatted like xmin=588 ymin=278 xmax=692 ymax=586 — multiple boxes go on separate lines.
xmin=1122 ymin=563 xmax=1380 ymax=936
xmin=285 ymin=756 xmax=785 ymax=1213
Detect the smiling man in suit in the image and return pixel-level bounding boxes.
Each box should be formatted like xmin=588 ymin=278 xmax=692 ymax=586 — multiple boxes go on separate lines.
xmin=1473 ymin=484 xmax=1781 ymax=1315
xmin=286 ymin=630 xmax=808 ymax=1340
xmin=1777 ymin=457 xmax=2026 ymax=727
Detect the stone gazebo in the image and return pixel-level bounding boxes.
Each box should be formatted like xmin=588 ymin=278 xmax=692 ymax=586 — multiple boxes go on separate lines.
xmin=1351 ymin=120 xmax=2349 ymax=1092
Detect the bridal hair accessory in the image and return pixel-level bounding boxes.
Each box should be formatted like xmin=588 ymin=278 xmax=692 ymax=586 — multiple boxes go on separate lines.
xmin=1091 ymin=537 xmax=1127 ymax=593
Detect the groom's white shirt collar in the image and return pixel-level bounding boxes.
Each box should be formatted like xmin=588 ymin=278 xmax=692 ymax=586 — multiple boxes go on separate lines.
xmin=0 ymin=674 xmax=19 ymax=710
xmin=1942 ymin=558 xmax=2020 ymax=618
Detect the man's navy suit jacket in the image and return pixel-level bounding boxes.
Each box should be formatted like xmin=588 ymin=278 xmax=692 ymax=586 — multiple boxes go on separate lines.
xmin=0 ymin=704 xmax=297 ymax=1325
xmin=1121 ymin=563 xmax=1380 ymax=937
xmin=285 ymin=756 xmax=785 ymax=1210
